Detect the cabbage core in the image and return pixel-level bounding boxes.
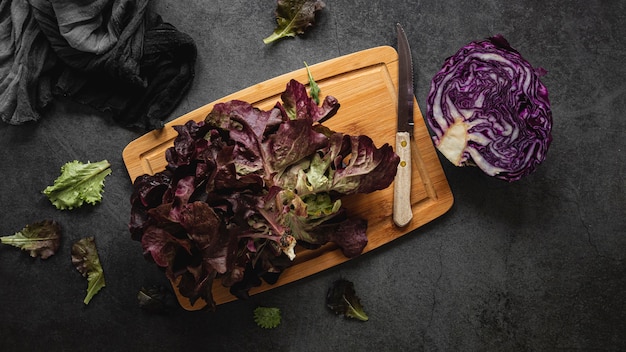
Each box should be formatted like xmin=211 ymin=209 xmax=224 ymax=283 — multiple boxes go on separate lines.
xmin=436 ymin=119 xmax=468 ymax=166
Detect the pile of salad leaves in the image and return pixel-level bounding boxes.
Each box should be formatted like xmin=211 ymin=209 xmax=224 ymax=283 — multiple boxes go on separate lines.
xmin=129 ymin=79 xmax=399 ymax=310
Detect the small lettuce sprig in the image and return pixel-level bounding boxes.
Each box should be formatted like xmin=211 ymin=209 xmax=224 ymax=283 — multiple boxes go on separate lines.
xmin=263 ymin=0 xmax=325 ymax=44
xmin=304 ymin=61 xmax=320 ymax=104
xmin=254 ymin=306 xmax=282 ymax=328
xmin=43 ymin=160 xmax=112 ymax=210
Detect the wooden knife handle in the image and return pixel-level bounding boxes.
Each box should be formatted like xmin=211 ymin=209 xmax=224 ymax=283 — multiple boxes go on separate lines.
xmin=393 ymin=131 xmax=413 ymax=227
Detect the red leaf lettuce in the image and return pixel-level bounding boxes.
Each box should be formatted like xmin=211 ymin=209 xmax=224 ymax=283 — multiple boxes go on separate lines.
xmin=129 ymin=79 xmax=399 ymax=309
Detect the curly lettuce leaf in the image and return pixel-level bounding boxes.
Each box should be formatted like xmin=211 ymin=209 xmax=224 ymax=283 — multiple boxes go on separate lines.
xmin=263 ymin=0 xmax=325 ymax=44
xmin=43 ymin=160 xmax=112 ymax=210
xmin=254 ymin=306 xmax=282 ymax=328
xmin=0 ymin=220 xmax=62 ymax=259
xmin=71 ymin=237 xmax=106 ymax=305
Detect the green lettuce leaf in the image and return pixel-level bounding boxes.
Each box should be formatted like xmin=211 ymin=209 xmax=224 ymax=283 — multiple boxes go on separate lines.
xmin=0 ymin=220 xmax=62 ymax=259
xmin=254 ymin=306 xmax=282 ymax=328
xmin=71 ymin=237 xmax=106 ymax=305
xmin=263 ymin=0 xmax=325 ymax=44
xmin=43 ymin=160 xmax=112 ymax=210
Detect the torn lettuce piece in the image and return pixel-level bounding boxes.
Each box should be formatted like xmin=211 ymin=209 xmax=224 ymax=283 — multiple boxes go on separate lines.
xmin=129 ymin=79 xmax=399 ymax=308
xmin=0 ymin=220 xmax=62 ymax=259
xmin=263 ymin=0 xmax=326 ymax=44
xmin=71 ymin=237 xmax=106 ymax=305
xmin=137 ymin=285 xmax=178 ymax=314
xmin=326 ymin=279 xmax=369 ymax=321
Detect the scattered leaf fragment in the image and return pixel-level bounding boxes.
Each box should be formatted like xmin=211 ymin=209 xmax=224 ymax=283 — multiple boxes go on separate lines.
xmin=254 ymin=306 xmax=282 ymax=329
xmin=71 ymin=237 xmax=106 ymax=305
xmin=263 ymin=0 xmax=325 ymax=44
xmin=326 ymin=279 xmax=369 ymax=321
xmin=0 ymin=220 xmax=62 ymax=259
xmin=304 ymin=61 xmax=320 ymax=104
xmin=137 ymin=285 xmax=178 ymax=314
xmin=43 ymin=160 xmax=112 ymax=210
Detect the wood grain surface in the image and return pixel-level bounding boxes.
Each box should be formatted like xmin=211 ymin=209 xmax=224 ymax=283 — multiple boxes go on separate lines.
xmin=122 ymin=46 xmax=454 ymax=310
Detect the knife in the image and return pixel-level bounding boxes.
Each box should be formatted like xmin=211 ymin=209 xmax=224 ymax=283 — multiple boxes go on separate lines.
xmin=393 ymin=23 xmax=414 ymax=227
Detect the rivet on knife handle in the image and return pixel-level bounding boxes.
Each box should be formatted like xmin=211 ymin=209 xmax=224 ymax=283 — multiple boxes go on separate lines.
xmin=393 ymin=131 xmax=413 ymax=227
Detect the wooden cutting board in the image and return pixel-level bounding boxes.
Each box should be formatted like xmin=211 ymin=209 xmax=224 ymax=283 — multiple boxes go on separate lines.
xmin=122 ymin=46 xmax=454 ymax=310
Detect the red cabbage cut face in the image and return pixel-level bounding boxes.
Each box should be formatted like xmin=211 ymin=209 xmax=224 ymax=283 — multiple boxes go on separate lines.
xmin=426 ymin=35 xmax=552 ymax=182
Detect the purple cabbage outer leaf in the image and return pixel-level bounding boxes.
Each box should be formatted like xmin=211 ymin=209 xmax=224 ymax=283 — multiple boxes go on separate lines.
xmin=426 ymin=34 xmax=552 ymax=182
xmin=129 ymin=79 xmax=399 ymax=309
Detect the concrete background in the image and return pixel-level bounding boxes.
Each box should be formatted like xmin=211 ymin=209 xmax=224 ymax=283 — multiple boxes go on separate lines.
xmin=1 ymin=0 xmax=624 ymax=351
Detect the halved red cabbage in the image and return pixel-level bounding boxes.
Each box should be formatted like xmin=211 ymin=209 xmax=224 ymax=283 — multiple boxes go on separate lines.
xmin=426 ymin=35 xmax=552 ymax=182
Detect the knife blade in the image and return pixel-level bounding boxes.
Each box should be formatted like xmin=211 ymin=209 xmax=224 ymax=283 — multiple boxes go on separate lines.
xmin=393 ymin=23 xmax=414 ymax=227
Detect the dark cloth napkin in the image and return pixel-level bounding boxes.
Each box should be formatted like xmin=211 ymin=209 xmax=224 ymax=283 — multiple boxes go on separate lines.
xmin=0 ymin=0 xmax=197 ymax=130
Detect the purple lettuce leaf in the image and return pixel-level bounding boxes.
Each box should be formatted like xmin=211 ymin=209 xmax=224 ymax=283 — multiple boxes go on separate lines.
xmin=263 ymin=0 xmax=326 ymax=44
xmin=279 ymin=79 xmax=339 ymax=123
xmin=141 ymin=225 xmax=191 ymax=276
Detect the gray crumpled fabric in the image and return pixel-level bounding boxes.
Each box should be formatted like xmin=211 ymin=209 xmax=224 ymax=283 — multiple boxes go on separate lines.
xmin=0 ymin=0 xmax=196 ymax=130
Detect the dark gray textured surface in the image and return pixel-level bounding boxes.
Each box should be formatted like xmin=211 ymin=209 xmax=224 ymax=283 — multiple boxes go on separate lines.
xmin=1 ymin=1 xmax=624 ymax=351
